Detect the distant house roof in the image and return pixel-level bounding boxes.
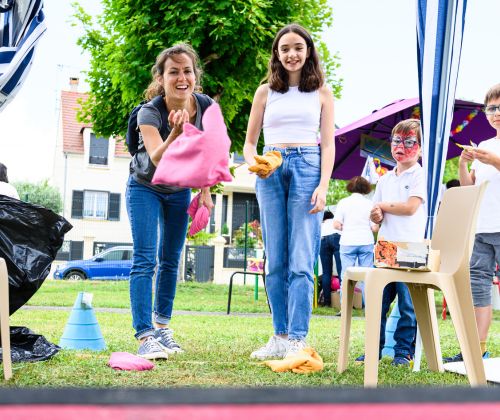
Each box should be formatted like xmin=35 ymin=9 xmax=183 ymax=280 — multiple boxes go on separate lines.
xmin=60 ymin=90 xmax=128 ymax=157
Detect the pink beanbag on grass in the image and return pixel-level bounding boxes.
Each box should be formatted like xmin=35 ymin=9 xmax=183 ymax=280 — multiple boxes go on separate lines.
xmin=108 ymin=352 xmax=154 ymax=371
xmin=152 ymin=103 xmax=232 ymax=189
xmin=187 ymin=193 xmax=210 ymax=236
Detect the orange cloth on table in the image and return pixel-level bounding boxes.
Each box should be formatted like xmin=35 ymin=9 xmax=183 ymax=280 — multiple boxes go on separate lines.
xmin=264 ymin=347 xmax=323 ymax=374
xmin=248 ymin=151 xmax=283 ymax=176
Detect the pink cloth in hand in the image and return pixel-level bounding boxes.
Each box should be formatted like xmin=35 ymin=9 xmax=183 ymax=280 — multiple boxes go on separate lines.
xmin=152 ymin=103 xmax=232 ymax=188
xmin=187 ymin=193 xmax=201 ymax=219
xmin=108 ymin=352 xmax=154 ymax=371
xmin=187 ymin=193 xmax=210 ymax=236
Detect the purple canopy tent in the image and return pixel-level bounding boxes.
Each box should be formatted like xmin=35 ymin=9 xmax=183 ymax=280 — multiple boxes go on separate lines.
xmin=332 ymin=98 xmax=495 ymax=180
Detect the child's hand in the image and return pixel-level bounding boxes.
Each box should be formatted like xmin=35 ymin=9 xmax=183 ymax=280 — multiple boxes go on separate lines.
xmin=472 ymin=148 xmax=499 ymax=166
xmin=370 ymin=204 xmax=384 ymax=224
xmin=459 ymin=148 xmax=475 ymax=164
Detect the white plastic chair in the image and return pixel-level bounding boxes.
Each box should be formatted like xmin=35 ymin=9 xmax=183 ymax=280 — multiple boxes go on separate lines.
xmin=337 ymin=183 xmax=487 ymax=387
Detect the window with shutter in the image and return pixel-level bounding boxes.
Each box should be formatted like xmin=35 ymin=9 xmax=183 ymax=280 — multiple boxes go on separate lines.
xmin=89 ymin=134 xmax=109 ymax=165
xmin=108 ymin=193 xmax=120 ymax=221
xmin=83 ymin=190 xmax=109 ymax=219
xmin=71 ymin=190 xmax=84 ymax=219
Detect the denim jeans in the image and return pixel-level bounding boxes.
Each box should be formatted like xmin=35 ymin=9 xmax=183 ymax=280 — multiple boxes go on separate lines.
xmin=126 ymin=176 xmax=190 ymax=340
xmin=320 ymin=233 xmax=342 ymax=305
xmin=379 ymin=283 xmax=417 ymax=358
xmin=256 ymin=145 xmax=322 ymax=340
xmin=470 ymin=232 xmax=500 ymax=307
xmin=339 ymin=244 xmax=374 ymax=302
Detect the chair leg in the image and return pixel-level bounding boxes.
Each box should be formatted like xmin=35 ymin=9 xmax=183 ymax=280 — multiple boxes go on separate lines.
xmin=441 ymin=282 xmax=486 ymax=386
xmin=363 ymin=278 xmax=386 ymax=388
xmin=0 ymin=259 xmax=12 ymax=380
xmin=337 ymin=278 xmax=355 ymax=373
xmin=406 ymin=285 xmax=443 ymax=372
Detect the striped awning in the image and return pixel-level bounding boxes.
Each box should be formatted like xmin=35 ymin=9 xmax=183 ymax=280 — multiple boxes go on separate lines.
xmin=0 ymin=0 xmax=46 ymax=112
xmin=417 ymin=0 xmax=468 ymax=236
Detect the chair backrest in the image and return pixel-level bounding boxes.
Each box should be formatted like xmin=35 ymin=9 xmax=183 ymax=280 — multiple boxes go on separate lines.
xmin=431 ymin=183 xmax=487 ymax=275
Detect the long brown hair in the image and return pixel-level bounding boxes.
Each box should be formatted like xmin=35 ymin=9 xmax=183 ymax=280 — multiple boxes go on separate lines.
xmin=266 ymin=23 xmax=324 ymax=94
xmin=144 ymin=43 xmax=203 ymax=100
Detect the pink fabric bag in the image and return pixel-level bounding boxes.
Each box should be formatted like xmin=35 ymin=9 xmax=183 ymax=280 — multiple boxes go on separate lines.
xmin=152 ymin=103 xmax=232 ymax=188
xmin=187 ymin=193 xmax=210 ymax=236
xmin=108 ymin=352 xmax=154 ymax=371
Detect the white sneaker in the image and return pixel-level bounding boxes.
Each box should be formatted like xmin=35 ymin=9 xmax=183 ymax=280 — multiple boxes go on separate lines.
xmin=250 ymin=335 xmax=289 ymax=360
xmin=285 ymin=339 xmax=308 ymax=358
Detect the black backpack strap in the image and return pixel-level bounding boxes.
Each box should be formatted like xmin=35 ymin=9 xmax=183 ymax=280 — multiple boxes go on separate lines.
xmin=194 ymin=93 xmax=213 ymax=113
xmin=150 ymin=95 xmax=170 ymax=140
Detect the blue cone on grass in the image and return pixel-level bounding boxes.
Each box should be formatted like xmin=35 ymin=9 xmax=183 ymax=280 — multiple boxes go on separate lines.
xmin=59 ymin=292 xmax=106 ymax=351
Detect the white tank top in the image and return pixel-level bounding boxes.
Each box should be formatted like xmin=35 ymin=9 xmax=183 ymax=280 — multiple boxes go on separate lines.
xmin=263 ymin=86 xmax=321 ymax=145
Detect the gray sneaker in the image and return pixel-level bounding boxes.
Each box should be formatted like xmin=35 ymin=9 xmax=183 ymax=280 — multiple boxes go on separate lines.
xmin=137 ymin=336 xmax=168 ymax=360
xmin=154 ymin=328 xmax=184 ymax=354
xmin=250 ymin=335 xmax=289 ymax=360
xmin=285 ymin=339 xmax=308 ymax=358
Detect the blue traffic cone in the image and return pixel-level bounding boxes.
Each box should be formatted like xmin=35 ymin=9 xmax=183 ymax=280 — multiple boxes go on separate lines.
xmin=59 ymin=292 xmax=106 ymax=351
xmin=382 ymin=301 xmax=400 ymax=357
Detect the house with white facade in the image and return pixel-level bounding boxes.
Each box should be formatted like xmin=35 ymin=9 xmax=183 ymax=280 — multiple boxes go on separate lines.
xmin=51 ymin=78 xmax=132 ymax=261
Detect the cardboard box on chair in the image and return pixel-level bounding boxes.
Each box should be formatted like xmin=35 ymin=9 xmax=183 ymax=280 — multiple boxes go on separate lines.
xmin=374 ymin=240 xmax=431 ymax=271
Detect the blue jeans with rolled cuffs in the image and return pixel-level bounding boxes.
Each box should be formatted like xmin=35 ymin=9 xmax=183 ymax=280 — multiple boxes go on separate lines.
xmin=126 ymin=176 xmax=190 ymax=340
xmin=256 ymin=145 xmax=323 ymax=340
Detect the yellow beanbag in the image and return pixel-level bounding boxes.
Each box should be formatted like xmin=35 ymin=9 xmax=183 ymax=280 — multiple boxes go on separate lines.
xmin=248 ymin=151 xmax=283 ymax=176
xmin=264 ymin=347 xmax=323 ymax=374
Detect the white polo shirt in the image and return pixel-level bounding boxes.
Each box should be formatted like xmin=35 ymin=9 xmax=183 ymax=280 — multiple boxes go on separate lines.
xmin=372 ymin=163 xmax=427 ymax=242
xmin=334 ymin=193 xmax=375 ymax=246
xmin=471 ymin=137 xmax=500 ymax=233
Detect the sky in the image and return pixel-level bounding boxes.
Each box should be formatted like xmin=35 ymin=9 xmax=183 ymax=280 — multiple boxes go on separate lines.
xmin=0 ymin=0 xmax=498 ymax=183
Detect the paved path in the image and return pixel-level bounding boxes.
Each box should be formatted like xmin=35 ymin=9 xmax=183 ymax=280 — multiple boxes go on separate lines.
xmin=21 ymin=305 xmax=359 ymax=319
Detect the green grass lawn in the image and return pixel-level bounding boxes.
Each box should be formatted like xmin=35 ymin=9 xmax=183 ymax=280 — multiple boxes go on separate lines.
xmin=2 ymin=280 xmax=498 ymax=388
xmin=26 ymin=279 xmax=351 ymax=315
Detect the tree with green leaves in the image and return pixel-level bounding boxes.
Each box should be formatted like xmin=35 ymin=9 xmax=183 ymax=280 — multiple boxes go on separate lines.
xmin=74 ymin=0 xmax=342 ymax=153
xmin=13 ymin=180 xmax=63 ymax=213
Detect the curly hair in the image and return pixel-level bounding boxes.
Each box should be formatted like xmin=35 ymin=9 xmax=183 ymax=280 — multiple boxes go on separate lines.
xmin=346 ymin=176 xmax=372 ymax=195
xmin=266 ymin=23 xmax=324 ymax=94
xmin=144 ymin=43 xmax=203 ymax=100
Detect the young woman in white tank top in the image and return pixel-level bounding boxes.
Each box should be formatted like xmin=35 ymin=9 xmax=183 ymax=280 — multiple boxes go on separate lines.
xmin=243 ymin=24 xmax=335 ymax=361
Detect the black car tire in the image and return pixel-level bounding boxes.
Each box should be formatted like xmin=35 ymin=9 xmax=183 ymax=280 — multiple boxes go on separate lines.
xmin=64 ymin=271 xmax=86 ymax=281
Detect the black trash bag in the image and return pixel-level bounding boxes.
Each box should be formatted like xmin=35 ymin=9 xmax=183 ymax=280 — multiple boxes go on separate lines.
xmin=0 ymin=195 xmax=72 ymax=314
xmin=0 ymin=326 xmax=60 ymax=363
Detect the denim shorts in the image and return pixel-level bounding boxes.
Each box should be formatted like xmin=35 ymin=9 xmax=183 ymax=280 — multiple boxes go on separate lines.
xmin=470 ymin=232 xmax=500 ymax=307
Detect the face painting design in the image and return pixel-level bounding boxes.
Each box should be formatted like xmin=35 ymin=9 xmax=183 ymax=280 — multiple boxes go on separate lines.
xmin=391 ymin=131 xmax=420 ymax=163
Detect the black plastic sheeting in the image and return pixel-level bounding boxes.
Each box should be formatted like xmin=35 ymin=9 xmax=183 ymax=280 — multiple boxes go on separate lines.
xmin=0 ymin=326 xmax=60 ymax=363
xmin=0 ymin=195 xmax=72 ymax=314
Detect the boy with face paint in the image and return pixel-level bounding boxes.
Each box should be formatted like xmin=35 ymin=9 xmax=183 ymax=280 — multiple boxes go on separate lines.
xmin=356 ymin=119 xmax=426 ymax=366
